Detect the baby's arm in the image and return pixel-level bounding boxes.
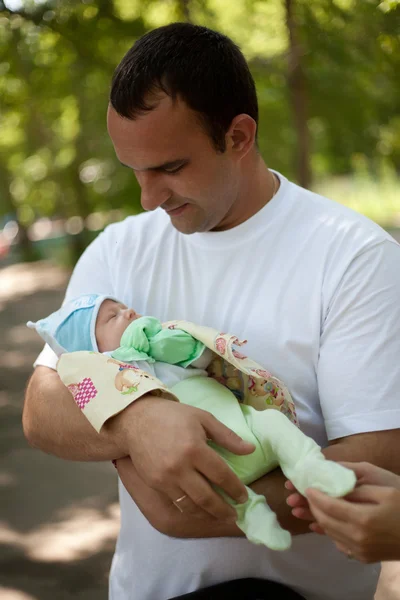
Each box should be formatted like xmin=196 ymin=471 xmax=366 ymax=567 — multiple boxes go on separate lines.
xmin=57 ymin=351 xmax=179 ymax=433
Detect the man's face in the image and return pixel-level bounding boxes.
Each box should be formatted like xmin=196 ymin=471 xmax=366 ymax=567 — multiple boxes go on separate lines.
xmin=107 ymin=95 xmax=241 ymax=233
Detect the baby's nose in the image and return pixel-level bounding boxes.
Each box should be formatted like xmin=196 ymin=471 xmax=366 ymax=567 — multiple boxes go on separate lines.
xmin=123 ymin=308 xmax=136 ymax=320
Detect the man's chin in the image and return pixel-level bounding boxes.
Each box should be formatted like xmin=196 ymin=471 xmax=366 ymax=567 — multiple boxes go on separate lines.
xmin=168 ymin=209 xmax=204 ymax=234
xmin=168 ymin=217 xmax=199 ymax=234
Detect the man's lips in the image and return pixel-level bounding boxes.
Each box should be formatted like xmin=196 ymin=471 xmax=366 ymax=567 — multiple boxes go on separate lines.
xmin=165 ymin=203 xmax=189 ymax=216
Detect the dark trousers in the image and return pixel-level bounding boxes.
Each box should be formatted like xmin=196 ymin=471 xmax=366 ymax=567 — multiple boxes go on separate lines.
xmin=169 ymin=578 xmax=305 ymax=599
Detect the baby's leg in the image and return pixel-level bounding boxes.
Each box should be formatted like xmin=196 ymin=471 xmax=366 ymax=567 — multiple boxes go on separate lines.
xmin=172 ymin=376 xmax=292 ymax=550
xmin=227 ymin=485 xmax=292 ymax=551
xmin=172 ymin=375 xmax=253 ymax=441
xmin=172 ymin=375 xmax=268 ymax=482
xmin=243 ymin=407 xmax=356 ymax=497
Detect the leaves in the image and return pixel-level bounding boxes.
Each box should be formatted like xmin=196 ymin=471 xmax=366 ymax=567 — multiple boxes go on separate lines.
xmin=0 ymin=0 xmax=399 ymax=235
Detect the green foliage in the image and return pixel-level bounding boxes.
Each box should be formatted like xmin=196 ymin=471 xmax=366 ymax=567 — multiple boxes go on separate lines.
xmin=0 ymin=0 xmax=399 ymax=245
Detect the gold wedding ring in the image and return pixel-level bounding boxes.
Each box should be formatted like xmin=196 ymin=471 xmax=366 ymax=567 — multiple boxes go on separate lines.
xmin=173 ymin=494 xmax=188 ymax=513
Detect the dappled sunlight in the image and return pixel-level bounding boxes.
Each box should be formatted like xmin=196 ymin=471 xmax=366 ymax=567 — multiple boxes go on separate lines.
xmin=0 ymin=349 xmax=29 ymax=368
xmin=0 ymin=391 xmax=10 ymax=407
xmin=6 ymin=324 xmax=38 ymax=346
xmin=0 ymin=588 xmax=37 ymax=600
xmin=0 ymin=262 xmax=69 ymax=306
xmin=0 ymin=503 xmax=120 ymax=563
xmin=0 ymin=470 xmax=17 ymax=487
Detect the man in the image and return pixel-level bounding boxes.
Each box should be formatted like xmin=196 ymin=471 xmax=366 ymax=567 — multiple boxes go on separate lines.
xmin=23 ymin=22 xmax=400 ymax=600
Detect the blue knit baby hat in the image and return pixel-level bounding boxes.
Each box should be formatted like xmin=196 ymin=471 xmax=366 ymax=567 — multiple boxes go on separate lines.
xmin=27 ymin=293 xmax=117 ymax=356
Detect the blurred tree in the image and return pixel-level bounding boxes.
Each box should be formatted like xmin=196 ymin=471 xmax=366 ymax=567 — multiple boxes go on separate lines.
xmin=178 ymin=0 xmax=192 ymax=22
xmin=285 ymin=0 xmax=311 ymax=188
xmin=0 ymin=0 xmax=146 ymax=262
xmin=0 ymin=0 xmax=399 ymax=265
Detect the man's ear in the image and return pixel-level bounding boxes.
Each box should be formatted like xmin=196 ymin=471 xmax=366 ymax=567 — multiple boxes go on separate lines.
xmin=226 ymin=114 xmax=257 ymax=160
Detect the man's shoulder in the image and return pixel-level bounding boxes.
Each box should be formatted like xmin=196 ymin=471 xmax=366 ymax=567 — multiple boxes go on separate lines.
xmin=287 ymin=181 xmax=395 ymax=252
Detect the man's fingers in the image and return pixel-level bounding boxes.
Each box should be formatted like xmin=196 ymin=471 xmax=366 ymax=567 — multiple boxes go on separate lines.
xmin=203 ymin=415 xmax=256 ymax=456
xmin=169 ymin=487 xmax=219 ymax=520
xmin=181 ymin=470 xmax=237 ymax=521
xmin=198 ymin=445 xmax=249 ymax=504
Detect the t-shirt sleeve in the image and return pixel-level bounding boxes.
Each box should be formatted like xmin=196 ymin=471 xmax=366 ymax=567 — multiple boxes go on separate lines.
xmin=33 ymin=228 xmax=115 ymax=369
xmin=318 ymin=239 xmax=400 ymax=440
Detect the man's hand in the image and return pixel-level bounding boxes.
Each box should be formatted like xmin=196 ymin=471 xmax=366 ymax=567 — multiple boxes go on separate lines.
xmin=116 ymin=456 xmax=243 ymax=537
xmin=108 ymin=397 xmax=255 ymax=521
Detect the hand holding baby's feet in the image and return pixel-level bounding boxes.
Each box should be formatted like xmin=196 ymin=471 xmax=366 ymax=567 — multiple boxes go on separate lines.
xmin=285 ymin=481 xmax=315 ymax=522
xmin=285 ymin=480 xmax=340 ymax=535
xmin=286 ymin=456 xmax=356 ymax=502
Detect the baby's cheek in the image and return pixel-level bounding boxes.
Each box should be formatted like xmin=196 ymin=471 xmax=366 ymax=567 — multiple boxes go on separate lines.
xmin=117 ymin=322 xmax=130 ymax=342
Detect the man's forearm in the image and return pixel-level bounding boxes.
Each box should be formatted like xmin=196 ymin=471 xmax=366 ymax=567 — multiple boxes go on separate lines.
xmin=23 ymin=366 xmax=125 ymax=461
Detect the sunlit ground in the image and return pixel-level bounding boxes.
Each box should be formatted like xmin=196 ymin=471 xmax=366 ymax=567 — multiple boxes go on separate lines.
xmin=0 ymin=503 xmax=120 ymax=563
xmin=0 ymin=262 xmax=70 ymax=307
xmin=0 ymin=589 xmax=36 ymax=600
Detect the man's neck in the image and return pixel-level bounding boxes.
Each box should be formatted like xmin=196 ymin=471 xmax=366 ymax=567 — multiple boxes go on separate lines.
xmin=213 ymin=156 xmax=277 ymax=232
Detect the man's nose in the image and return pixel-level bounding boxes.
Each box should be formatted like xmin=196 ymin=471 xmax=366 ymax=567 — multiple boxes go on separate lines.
xmin=138 ymin=172 xmax=171 ymax=211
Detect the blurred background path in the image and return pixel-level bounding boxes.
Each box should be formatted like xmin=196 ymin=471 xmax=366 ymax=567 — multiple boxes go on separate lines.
xmin=0 ymin=262 xmax=119 ymax=600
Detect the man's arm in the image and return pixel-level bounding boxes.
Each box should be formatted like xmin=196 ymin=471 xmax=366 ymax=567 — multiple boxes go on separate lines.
xmin=116 ymin=428 xmax=400 ymax=538
xmin=23 ymin=366 xmax=126 ymax=461
xmin=23 ymin=368 xmax=254 ymax=521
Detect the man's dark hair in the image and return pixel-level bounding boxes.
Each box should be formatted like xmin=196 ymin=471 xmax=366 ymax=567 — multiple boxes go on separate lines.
xmin=110 ymin=23 xmax=258 ymax=152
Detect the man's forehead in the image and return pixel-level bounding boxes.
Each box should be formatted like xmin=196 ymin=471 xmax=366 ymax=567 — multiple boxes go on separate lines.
xmin=119 ymin=158 xmax=189 ymax=172
xmin=107 ymin=95 xmax=194 ymax=135
xmin=107 ymin=100 xmax=198 ymax=169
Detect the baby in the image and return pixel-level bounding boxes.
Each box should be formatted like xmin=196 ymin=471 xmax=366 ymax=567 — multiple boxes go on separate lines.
xmin=28 ymin=294 xmax=356 ymax=551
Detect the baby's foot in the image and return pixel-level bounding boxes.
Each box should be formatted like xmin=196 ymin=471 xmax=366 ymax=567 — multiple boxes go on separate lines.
xmin=243 ymin=512 xmax=292 ymax=551
xmin=291 ymin=458 xmax=356 ymax=498
xmin=236 ymin=491 xmax=292 ymax=551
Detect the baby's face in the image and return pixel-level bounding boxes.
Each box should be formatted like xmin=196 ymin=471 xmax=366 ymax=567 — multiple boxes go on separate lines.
xmin=96 ymin=300 xmax=141 ymax=352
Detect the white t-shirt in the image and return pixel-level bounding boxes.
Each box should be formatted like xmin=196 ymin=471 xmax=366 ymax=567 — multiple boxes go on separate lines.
xmin=35 ymin=172 xmax=400 ymax=600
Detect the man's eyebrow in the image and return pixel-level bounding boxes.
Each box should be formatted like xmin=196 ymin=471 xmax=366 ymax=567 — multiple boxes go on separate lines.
xmin=119 ymin=159 xmax=189 ymax=172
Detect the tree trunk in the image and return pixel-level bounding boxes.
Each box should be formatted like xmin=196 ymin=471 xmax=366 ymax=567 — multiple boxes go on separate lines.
xmin=179 ymin=0 xmax=192 ymax=23
xmin=285 ymin=0 xmax=312 ymax=189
